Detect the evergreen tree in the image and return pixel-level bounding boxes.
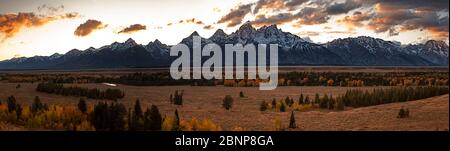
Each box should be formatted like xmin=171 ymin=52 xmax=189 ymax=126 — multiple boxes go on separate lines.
xmin=172 ymin=109 xmax=180 ymax=131
xmin=289 ymin=111 xmax=297 ymax=128
xmin=222 ymin=95 xmax=233 ymax=110
xmin=314 ymin=93 xmax=320 ymax=106
xmin=6 ymin=95 xmax=17 ymax=113
xmin=319 ymin=94 xmax=329 ymax=109
xmin=304 ymin=96 xmax=310 ymax=104
xmin=130 ymin=99 xmax=144 ymax=130
xmin=16 ymin=104 xmax=22 ymax=120
xmin=239 ymin=91 xmax=245 ymax=98
xmin=109 ymin=102 xmax=127 ymax=131
xmin=284 ymin=96 xmax=291 ymax=106
xmin=78 ymin=98 xmax=87 ymax=114
xmin=144 ymin=105 xmax=162 ymax=131
xmin=173 ymin=90 xmax=183 ymax=105
xmin=260 ymin=100 xmax=268 ymax=111
xmin=280 ymin=101 xmax=286 ymax=112
xmin=299 ymin=94 xmax=304 ymax=105
xmin=271 ymin=98 xmax=276 ymax=109
xmin=31 ymin=96 xmax=44 ymax=113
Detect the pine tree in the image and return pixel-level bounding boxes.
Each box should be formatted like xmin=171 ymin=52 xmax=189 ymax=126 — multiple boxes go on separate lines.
xmin=172 ymin=109 xmax=180 ymax=131
xmin=289 ymin=111 xmax=297 ymax=128
xmin=319 ymin=94 xmax=328 ymax=109
xmin=285 ymin=96 xmax=291 ymax=106
xmin=110 ymin=102 xmax=127 ymax=131
xmin=271 ymin=98 xmax=276 ymax=109
xmin=222 ymin=95 xmax=233 ymax=110
xmin=260 ymin=100 xmax=268 ymax=111
xmin=7 ymin=95 xmax=17 ymax=113
xmin=280 ymin=101 xmax=286 ymax=112
xmin=314 ymin=93 xmax=320 ymax=106
xmin=130 ymin=99 xmax=144 ymax=131
xmin=304 ymin=96 xmax=310 ymax=104
xmin=16 ymin=104 xmax=22 ymax=120
xmin=173 ymin=90 xmax=183 ymax=105
xmin=78 ymin=98 xmax=87 ymax=114
xmin=144 ymin=105 xmax=162 ymax=131
xmin=31 ymin=96 xmax=44 ymax=113
xmin=299 ymin=94 xmax=304 ymax=105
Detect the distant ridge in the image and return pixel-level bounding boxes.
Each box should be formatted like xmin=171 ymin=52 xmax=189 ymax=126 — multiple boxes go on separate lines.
xmin=0 ymin=22 xmax=448 ymax=69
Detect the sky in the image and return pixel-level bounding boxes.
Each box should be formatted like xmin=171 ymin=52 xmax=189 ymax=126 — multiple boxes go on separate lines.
xmin=0 ymin=0 xmax=448 ymax=61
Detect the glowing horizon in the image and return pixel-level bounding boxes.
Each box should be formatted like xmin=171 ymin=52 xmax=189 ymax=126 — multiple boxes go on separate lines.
xmin=1 ymin=0 xmax=448 ymax=61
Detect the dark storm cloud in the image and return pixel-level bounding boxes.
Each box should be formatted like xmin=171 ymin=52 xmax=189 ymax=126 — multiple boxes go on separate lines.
xmin=326 ymin=0 xmax=362 ymax=15
xmin=285 ymin=0 xmax=309 ymax=8
xmin=217 ymin=3 xmax=253 ymax=27
xmin=364 ymin=2 xmax=449 ymax=38
xmin=218 ymin=0 xmax=448 ymax=40
xmin=294 ymin=7 xmax=330 ymax=25
xmin=251 ymin=13 xmax=294 ymax=26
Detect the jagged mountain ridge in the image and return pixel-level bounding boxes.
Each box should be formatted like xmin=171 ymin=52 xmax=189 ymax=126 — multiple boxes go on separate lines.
xmin=0 ymin=23 xmax=448 ymax=69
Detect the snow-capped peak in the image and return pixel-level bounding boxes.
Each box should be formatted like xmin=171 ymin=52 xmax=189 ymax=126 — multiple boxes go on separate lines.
xmin=101 ymin=38 xmax=138 ymax=51
xmin=210 ymin=29 xmax=227 ymax=39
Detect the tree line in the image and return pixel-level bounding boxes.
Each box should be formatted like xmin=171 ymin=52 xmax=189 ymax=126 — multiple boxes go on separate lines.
xmin=339 ymin=86 xmax=449 ymax=107
xmin=5 ymin=71 xmax=447 ymax=87
xmin=36 ymin=83 xmax=125 ymax=100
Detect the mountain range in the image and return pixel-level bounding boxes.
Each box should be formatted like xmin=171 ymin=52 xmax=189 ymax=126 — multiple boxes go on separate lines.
xmin=0 ymin=22 xmax=448 ymax=69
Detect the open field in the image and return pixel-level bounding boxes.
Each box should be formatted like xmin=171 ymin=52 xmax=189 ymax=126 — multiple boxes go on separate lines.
xmin=1 ymin=81 xmax=448 ymax=131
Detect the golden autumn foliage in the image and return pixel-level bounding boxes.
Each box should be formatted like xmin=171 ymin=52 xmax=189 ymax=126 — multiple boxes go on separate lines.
xmin=273 ymin=117 xmax=285 ymax=131
xmin=0 ymin=103 xmax=95 ymax=131
xmin=291 ymin=102 xmax=313 ymax=111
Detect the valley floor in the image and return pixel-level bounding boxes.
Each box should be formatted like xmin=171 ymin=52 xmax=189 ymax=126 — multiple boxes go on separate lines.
xmin=0 ymin=83 xmax=448 ymax=131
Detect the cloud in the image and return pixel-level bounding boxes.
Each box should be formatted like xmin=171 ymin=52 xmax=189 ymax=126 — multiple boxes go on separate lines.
xmin=366 ymin=2 xmax=448 ymax=38
xmin=337 ymin=11 xmax=373 ymax=30
xmin=294 ymin=7 xmax=330 ymax=25
xmin=118 ymin=24 xmax=146 ymax=34
xmin=252 ymin=6 xmax=332 ymax=27
xmin=217 ymin=0 xmax=448 ymax=41
xmin=37 ymin=4 xmax=65 ymax=14
xmin=298 ymin=31 xmax=320 ymax=37
xmin=370 ymin=0 xmax=448 ymax=11
xmin=399 ymin=11 xmax=449 ymax=40
xmin=203 ymin=25 xmax=214 ymax=30
xmin=326 ymin=0 xmax=362 ymax=15
xmin=253 ymin=0 xmax=286 ymax=14
xmin=0 ymin=12 xmax=79 ymax=42
xmin=167 ymin=18 xmax=205 ymax=27
xmin=196 ymin=21 xmax=204 ymax=25
xmin=74 ymin=19 xmax=107 ymax=37
xmin=285 ymin=0 xmax=309 ymax=8
xmin=251 ymin=13 xmax=295 ymax=27
xmin=217 ymin=3 xmax=252 ymax=27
